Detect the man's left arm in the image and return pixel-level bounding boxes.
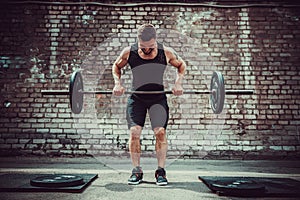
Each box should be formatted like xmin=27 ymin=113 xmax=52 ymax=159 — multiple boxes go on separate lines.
xmin=165 ymin=47 xmax=186 ymax=96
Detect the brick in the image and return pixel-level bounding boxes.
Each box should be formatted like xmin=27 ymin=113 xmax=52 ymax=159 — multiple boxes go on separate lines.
xmin=58 ymin=113 xmax=71 ymax=118
xmin=47 ymin=139 xmax=59 ymax=143
xmin=73 ymin=150 xmax=86 ymax=155
xmin=5 ymin=139 xmax=18 ymax=144
xmin=243 ymin=146 xmax=256 ymax=151
xmin=33 ymin=139 xmax=46 ymax=144
xmin=120 ymin=16 xmax=131 ymax=20
xmin=59 ymin=124 xmax=72 ymax=129
xmin=282 ymin=146 xmax=296 ymax=151
xmin=229 ymin=145 xmax=243 ymax=151
xmin=269 ymin=146 xmax=282 ymax=151
xmin=59 ymin=150 xmax=73 ymax=154
xmin=0 ymin=144 xmax=11 ymax=149
xmin=32 ymin=124 xmax=45 ymax=128
xmin=49 ymin=129 xmax=62 ymax=133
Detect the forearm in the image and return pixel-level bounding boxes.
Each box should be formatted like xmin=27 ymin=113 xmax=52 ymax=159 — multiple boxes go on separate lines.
xmin=112 ymin=64 xmax=122 ymax=85
xmin=175 ymin=62 xmax=186 ymax=85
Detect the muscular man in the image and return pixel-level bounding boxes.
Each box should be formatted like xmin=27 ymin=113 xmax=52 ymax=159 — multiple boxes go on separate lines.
xmin=112 ymin=24 xmax=186 ymax=186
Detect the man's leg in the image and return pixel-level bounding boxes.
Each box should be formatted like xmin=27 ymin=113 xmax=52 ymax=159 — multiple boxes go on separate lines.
xmin=129 ymin=125 xmax=142 ymax=167
xmin=154 ymin=127 xmax=168 ymax=186
xmin=128 ymin=125 xmax=143 ymax=185
xmin=149 ymin=97 xmax=169 ymax=186
xmin=154 ymin=127 xmax=167 ymax=168
xmin=148 ymin=99 xmax=169 ymax=168
xmin=126 ymin=95 xmax=147 ymax=168
xmin=126 ymin=95 xmax=146 ymax=185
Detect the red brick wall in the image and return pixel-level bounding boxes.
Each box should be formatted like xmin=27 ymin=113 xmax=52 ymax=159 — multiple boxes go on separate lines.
xmin=0 ymin=1 xmax=299 ymax=159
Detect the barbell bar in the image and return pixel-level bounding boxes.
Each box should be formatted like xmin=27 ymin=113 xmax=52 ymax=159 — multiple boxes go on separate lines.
xmin=41 ymin=89 xmax=254 ymax=95
xmin=41 ymin=70 xmax=254 ymax=114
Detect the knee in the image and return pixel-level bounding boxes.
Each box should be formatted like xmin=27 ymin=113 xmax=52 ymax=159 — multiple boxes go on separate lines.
xmin=154 ymin=127 xmax=166 ymax=142
xmin=130 ymin=126 xmax=142 ymax=141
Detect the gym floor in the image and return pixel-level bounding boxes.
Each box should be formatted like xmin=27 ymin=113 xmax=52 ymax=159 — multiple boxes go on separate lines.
xmin=0 ymin=156 xmax=299 ymax=200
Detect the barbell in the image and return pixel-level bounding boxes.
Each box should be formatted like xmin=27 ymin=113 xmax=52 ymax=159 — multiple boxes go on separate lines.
xmin=41 ymin=70 xmax=254 ymax=114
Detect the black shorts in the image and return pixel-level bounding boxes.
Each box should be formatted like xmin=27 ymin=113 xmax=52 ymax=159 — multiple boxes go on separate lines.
xmin=126 ymin=95 xmax=169 ymax=130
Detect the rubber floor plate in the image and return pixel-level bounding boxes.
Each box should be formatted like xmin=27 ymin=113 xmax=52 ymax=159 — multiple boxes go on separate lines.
xmin=0 ymin=173 xmax=98 ymax=193
xmin=199 ymin=176 xmax=300 ymax=197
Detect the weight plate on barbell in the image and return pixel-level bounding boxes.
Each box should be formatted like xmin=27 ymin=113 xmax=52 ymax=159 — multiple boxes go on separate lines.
xmin=30 ymin=174 xmax=84 ymax=188
xmin=70 ymin=71 xmax=84 ymax=114
xmin=210 ymin=71 xmax=225 ymax=114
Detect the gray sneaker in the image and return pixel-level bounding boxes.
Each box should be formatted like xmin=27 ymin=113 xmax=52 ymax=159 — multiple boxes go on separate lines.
xmin=128 ymin=167 xmax=143 ymax=185
xmin=155 ymin=168 xmax=168 ymax=186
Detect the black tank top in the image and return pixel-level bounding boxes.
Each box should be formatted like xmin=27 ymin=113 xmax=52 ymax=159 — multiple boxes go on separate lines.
xmin=128 ymin=42 xmax=167 ymax=101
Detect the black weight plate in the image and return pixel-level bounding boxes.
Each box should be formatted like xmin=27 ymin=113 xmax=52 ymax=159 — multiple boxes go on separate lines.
xmin=211 ymin=179 xmax=266 ymax=196
xmin=30 ymin=174 xmax=84 ymax=188
xmin=210 ymin=71 xmax=225 ymax=114
xmin=69 ymin=71 xmax=83 ymax=114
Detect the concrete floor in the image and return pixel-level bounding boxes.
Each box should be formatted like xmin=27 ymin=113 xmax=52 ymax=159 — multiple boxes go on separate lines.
xmin=0 ymin=156 xmax=300 ymax=200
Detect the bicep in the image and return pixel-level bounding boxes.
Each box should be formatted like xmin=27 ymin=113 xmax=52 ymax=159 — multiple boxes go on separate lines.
xmin=114 ymin=56 xmax=128 ymax=69
xmin=114 ymin=47 xmax=130 ymax=69
xmin=167 ymin=48 xmax=185 ymax=69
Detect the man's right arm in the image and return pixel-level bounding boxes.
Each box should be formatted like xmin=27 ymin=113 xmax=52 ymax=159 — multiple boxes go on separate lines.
xmin=112 ymin=47 xmax=130 ymax=95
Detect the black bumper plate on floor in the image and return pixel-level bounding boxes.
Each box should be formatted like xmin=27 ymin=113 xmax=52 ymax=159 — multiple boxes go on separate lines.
xmin=0 ymin=173 xmax=98 ymax=193
xmin=199 ymin=176 xmax=300 ymax=197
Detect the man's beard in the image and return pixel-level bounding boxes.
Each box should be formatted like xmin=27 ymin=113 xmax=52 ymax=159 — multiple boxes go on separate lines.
xmin=141 ymin=48 xmax=154 ymax=55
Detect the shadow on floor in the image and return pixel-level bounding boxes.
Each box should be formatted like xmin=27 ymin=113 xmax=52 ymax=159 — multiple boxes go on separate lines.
xmin=104 ymin=181 xmax=210 ymax=194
